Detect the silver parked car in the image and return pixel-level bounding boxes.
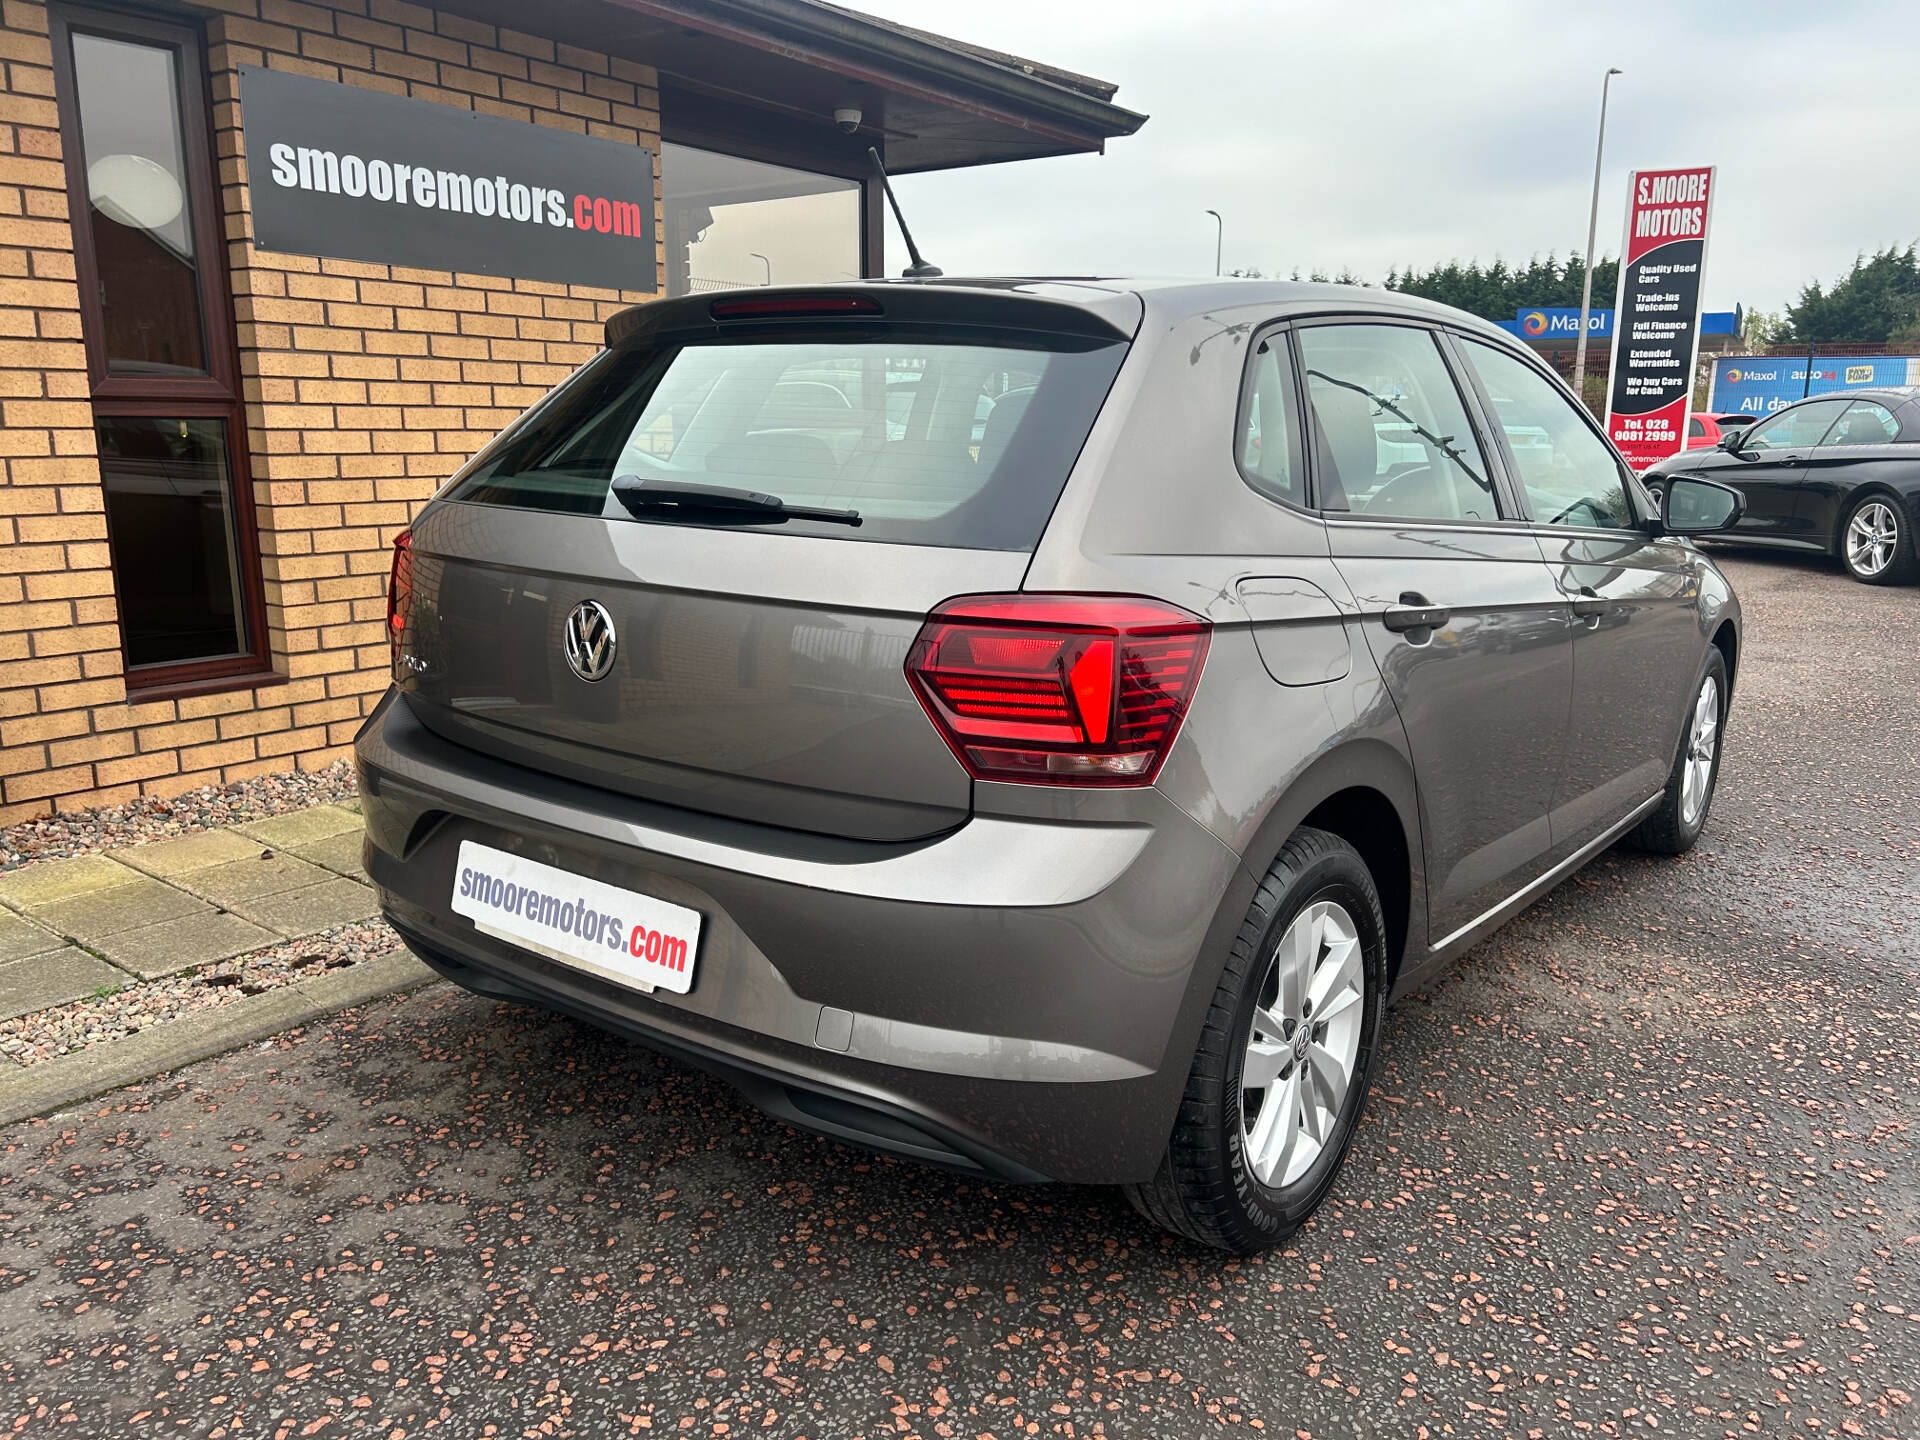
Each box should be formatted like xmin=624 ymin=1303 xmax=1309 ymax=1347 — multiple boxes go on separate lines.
xmin=357 ymin=280 xmax=1746 ymax=1253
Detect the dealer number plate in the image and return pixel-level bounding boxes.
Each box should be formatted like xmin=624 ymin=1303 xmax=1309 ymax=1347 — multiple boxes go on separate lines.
xmin=450 ymin=840 xmax=701 ymax=995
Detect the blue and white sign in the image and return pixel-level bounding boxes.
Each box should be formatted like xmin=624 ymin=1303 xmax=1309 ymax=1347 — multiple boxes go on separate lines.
xmin=1515 ymin=307 xmax=1612 ymax=339
xmin=1707 ymin=355 xmax=1920 ymax=414
xmin=1509 ymin=308 xmax=1739 ymax=341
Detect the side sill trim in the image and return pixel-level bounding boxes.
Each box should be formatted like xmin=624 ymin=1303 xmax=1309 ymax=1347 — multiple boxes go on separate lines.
xmin=1426 ymin=791 xmax=1664 ymax=956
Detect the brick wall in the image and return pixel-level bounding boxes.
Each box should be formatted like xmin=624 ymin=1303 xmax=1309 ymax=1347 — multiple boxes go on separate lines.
xmin=0 ymin=0 xmax=661 ymax=824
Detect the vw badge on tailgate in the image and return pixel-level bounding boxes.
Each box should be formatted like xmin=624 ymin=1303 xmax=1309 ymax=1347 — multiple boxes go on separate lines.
xmin=563 ymin=599 xmax=617 ymax=682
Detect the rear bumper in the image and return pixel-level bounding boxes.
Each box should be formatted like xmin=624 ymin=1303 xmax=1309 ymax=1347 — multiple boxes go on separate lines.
xmin=353 ymin=691 xmax=1245 ymax=1183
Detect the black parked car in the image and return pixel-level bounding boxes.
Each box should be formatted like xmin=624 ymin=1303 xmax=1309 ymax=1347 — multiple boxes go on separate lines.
xmin=1645 ymin=388 xmax=1920 ymax=584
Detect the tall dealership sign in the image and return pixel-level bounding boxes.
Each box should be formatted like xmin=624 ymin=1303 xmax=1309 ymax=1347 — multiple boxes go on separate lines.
xmin=240 ymin=67 xmax=655 ymax=291
xmin=1603 ymin=166 xmax=1716 ymax=468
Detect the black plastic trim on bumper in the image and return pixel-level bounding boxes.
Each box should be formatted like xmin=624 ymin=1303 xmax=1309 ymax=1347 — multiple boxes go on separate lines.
xmin=391 ymin=918 xmax=1054 ymax=1185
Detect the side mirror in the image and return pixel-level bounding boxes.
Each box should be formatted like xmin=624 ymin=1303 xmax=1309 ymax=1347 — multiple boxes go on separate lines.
xmin=1716 ymin=428 xmax=1743 ymax=451
xmin=1662 ymin=475 xmax=1745 ymax=534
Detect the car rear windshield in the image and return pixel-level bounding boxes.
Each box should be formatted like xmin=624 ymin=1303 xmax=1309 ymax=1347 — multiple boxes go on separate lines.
xmin=444 ymin=326 xmax=1129 ymax=549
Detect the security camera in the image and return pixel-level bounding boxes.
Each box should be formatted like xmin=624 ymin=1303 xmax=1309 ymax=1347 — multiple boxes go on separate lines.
xmin=834 ymin=107 xmax=863 ymax=134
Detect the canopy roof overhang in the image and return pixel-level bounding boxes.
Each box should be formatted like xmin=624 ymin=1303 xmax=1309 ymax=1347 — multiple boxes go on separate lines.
xmin=430 ymin=0 xmax=1146 ymax=175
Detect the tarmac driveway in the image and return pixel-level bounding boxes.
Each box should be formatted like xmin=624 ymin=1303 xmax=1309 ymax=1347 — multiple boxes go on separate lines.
xmin=1 ymin=553 xmax=1915 ymax=1438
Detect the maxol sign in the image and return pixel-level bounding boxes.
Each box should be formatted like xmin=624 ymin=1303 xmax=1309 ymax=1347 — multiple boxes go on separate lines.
xmin=1516 ymin=307 xmax=1614 ymax=339
xmin=1708 ymin=355 xmax=1920 ymax=414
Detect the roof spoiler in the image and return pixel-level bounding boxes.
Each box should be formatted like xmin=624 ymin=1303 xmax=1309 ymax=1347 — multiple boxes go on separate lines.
xmin=604 ymin=285 xmax=1135 ymax=349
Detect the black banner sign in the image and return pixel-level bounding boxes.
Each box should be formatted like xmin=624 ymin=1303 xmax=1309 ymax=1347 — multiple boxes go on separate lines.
xmin=1603 ymin=166 xmax=1716 ymax=468
xmin=240 ymin=66 xmax=655 ymax=291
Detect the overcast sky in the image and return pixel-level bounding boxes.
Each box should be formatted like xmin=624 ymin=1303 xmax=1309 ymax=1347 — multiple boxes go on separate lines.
xmin=853 ymin=0 xmax=1920 ymax=315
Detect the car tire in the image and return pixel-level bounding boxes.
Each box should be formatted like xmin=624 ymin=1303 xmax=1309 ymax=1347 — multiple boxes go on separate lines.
xmin=1625 ymin=647 xmax=1729 ymax=856
xmin=1124 ymin=826 xmax=1387 ymax=1254
xmin=1839 ymin=493 xmax=1919 ymax=585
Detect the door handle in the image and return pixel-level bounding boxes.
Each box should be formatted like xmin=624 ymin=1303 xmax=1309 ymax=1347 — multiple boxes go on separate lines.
xmin=1569 ymin=586 xmax=1607 ymax=618
xmin=1381 ymin=592 xmax=1451 ymax=633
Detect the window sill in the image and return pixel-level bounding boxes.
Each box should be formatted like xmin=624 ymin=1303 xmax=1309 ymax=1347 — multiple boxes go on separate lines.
xmin=123 ymin=666 xmax=289 ymax=704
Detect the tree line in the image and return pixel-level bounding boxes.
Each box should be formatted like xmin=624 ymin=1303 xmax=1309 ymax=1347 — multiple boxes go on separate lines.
xmin=1385 ymin=254 xmax=1618 ymax=322
xmin=1775 ymin=245 xmax=1920 ymax=346
xmin=1239 ymin=245 xmax=1920 ymax=348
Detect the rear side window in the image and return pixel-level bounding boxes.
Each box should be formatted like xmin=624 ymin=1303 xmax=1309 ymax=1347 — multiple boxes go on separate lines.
xmin=1297 ymin=323 xmax=1499 ymax=522
xmin=1822 ymin=400 xmax=1898 ymax=447
xmin=445 ymin=330 xmax=1127 ymax=549
xmin=1235 ymin=336 xmax=1302 ymax=506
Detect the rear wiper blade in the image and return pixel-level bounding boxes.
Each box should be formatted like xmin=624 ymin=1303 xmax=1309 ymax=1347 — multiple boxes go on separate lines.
xmin=611 ymin=476 xmax=860 ymax=527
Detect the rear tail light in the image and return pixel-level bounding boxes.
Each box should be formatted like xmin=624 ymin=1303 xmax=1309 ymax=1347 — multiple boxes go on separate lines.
xmin=386 ymin=529 xmax=413 ymax=666
xmin=905 ymin=594 xmax=1211 ymax=786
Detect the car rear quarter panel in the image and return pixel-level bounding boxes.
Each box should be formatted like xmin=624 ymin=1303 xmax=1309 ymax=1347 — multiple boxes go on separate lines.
xmin=1022 ymin=296 xmax=1431 ymax=1017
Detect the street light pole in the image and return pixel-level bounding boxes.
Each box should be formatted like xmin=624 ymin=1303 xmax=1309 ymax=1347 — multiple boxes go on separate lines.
xmin=1205 ymin=209 xmax=1222 ymax=277
xmin=1573 ymin=67 xmax=1622 ymax=406
xmin=749 ymin=252 xmax=771 ymax=286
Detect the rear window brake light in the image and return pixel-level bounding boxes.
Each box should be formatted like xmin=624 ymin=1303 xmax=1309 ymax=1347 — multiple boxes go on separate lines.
xmin=709 ymin=294 xmax=883 ymax=320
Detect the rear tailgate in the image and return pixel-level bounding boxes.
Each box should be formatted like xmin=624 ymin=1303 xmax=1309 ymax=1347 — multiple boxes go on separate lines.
xmin=392 ymin=284 xmax=1138 ymax=843
xmin=402 ymin=517 xmax=1018 ymax=840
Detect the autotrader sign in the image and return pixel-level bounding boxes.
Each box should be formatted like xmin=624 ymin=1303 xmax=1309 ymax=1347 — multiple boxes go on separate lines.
xmin=240 ymin=66 xmax=654 ymax=290
xmin=1604 ymin=166 xmax=1716 ymax=468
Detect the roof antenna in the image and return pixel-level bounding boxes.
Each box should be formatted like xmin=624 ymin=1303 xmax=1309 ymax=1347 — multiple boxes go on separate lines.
xmin=868 ymin=146 xmax=942 ymax=279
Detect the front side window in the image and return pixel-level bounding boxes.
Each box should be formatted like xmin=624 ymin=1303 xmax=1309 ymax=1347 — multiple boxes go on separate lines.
xmin=1743 ymin=399 xmax=1848 ymax=451
xmin=1298 ymin=324 xmax=1498 ymax=522
xmin=661 ymin=143 xmax=860 ymax=298
xmin=447 ymin=332 xmax=1126 ymax=550
xmin=1461 ymin=339 xmax=1632 ymax=529
xmin=1822 ymin=400 xmax=1898 ymax=447
xmin=1235 ymin=336 xmax=1301 ymax=506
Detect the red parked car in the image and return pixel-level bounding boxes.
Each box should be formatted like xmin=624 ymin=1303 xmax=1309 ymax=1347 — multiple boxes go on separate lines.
xmin=1687 ymin=414 xmax=1730 ymax=450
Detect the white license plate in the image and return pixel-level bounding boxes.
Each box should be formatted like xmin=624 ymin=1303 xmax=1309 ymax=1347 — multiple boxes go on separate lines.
xmin=450 ymin=840 xmax=701 ymax=995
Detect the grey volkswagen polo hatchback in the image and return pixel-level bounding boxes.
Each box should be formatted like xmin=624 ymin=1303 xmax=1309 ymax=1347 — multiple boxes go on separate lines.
xmin=356 ymin=279 xmax=1746 ymax=1253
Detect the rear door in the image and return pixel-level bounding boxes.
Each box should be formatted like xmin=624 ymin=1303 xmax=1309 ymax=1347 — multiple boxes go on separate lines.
xmin=1797 ymin=397 xmax=1902 ymax=541
xmin=396 ymin=290 xmax=1135 ymax=842
xmin=1721 ymin=398 xmax=1850 ymax=541
xmin=1454 ymin=335 xmax=1704 ymax=857
xmin=1301 ymin=320 xmax=1573 ymax=944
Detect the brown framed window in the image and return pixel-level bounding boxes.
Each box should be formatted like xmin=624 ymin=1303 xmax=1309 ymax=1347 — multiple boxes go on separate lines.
xmin=50 ymin=4 xmax=271 ymax=693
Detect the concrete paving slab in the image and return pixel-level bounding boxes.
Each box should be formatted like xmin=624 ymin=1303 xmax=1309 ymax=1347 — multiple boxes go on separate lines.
xmin=289 ymin=829 xmax=368 ymax=879
xmin=174 ymin=853 xmax=332 ymax=906
xmin=33 ymin=879 xmax=211 ymax=943
xmin=225 ymin=877 xmax=377 ymax=939
xmin=92 ymin=911 xmax=275 ymax=979
xmin=0 ymin=855 xmax=143 ymax=912
xmin=113 ymin=828 xmax=264 ymax=878
xmin=0 ymin=912 xmax=67 ymax=964
xmin=0 ymin=948 xmax=124 ymax=1022
xmin=235 ymin=805 xmax=363 ymax=849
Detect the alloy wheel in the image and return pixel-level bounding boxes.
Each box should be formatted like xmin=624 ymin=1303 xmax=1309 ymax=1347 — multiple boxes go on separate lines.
xmin=1681 ymin=674 xmax=1720 ymax=827
xmin=1240 ymin=899 xmax=1365 ymax=1189
xmin=1846 ymin=500 xmax=1898 ymax=578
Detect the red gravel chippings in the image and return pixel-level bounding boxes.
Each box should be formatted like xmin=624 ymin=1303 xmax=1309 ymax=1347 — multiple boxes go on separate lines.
xmin=0 ymin=554 xmax=1914 ymax=1438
